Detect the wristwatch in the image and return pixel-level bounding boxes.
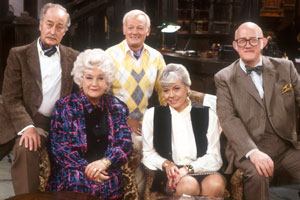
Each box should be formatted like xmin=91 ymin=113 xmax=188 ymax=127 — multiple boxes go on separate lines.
xmin=184 ymin=164 xmax=194 ymax=174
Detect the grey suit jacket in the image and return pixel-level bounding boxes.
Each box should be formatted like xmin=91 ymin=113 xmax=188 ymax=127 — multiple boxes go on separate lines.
xmin=215 ymin=56 xmax=300 ymax=173
xmin=0 ymin=40 xmax=79 ymax=144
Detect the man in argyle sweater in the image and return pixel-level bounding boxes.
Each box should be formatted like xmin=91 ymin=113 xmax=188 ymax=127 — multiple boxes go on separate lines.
xmin=106 ymin=9 xmax=165 ymax=196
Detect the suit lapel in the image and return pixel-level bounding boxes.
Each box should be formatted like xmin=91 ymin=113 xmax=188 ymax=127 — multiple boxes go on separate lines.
xmin=59 ymin=45 xmax=73 ymax=97
xmin=262 ymin=56 xmax=276 ymax=107
xmin=26 ymin=40 xmax=42 ymax=94
xmin=235 ymin=63 xmax=264 ymax=108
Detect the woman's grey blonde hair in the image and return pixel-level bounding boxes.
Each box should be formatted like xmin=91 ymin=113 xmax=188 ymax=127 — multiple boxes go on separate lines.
xmin=160 ymin=63 xmax=191 ymax=87
xmin=71 ymin=49 xmax=115 ymax=89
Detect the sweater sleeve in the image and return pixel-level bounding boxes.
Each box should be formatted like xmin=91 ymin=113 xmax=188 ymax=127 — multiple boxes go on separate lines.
xmin=142 ymin=107 xmax=167 ymax=170
xmin=104 ymin=101 xmax=133 ymax=168
xmin=48 ymin=100 xmax=88 ymax=171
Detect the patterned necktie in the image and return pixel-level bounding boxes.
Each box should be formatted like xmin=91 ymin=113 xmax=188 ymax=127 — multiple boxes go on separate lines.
xmin=245 ymin=65 xmax=263 ymax=76
xmin=39 ymin=40 xmax=57 ymax=57
xmin=133 ymin=48 xmax=143 ymax=60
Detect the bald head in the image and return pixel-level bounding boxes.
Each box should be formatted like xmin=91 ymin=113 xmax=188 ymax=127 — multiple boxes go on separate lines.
xmin=233 ymin=22 xmax=268 ymax=67
xmin=235 ymin=22 xmax=264 ymax=40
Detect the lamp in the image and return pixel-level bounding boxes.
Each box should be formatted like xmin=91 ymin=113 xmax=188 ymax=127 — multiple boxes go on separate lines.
xmin=161 ymin=23 xmax=181 ymax=33
xmin=158 ymin=22 xmax=181 ymax=50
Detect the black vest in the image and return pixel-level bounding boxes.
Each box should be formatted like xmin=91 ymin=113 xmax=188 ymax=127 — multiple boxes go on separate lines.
xmin=153 ymin=103 xmax=209 ymax=162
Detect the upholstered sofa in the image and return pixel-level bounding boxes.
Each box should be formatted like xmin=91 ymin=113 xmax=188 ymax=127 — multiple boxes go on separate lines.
xmin=38 ymin=90 xmax=244 ymax=199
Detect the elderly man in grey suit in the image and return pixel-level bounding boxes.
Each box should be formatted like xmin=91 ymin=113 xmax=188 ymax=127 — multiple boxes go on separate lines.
xmin=215 ymin=22 xmax=300 ymax=200
xmin=0 ymin=3 xmax=79 ymax=195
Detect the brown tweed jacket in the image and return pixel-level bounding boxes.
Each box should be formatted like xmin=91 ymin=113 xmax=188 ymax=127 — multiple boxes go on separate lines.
xmin=215 ymin=56 xmax=300 ymax=173
xmin=0 ymin=39 xmax=79 ymax=144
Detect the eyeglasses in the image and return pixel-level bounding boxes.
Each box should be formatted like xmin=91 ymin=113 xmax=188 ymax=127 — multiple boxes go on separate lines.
xmin=235 ymin=37 xmax=263 ymax=47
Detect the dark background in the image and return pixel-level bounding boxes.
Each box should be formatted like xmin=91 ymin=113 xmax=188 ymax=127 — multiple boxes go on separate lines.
xmin=1 ymin=0 xmax=300 ymax=94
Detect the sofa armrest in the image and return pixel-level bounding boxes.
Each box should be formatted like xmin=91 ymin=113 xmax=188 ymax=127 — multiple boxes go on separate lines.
xmin=230 ymin=168 xmax=244 ymax=200
xmin=121 ymin=148 xmax=140 ymax=200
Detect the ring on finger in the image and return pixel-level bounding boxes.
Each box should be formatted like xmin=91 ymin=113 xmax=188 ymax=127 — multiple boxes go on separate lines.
xmin=93 ymin=167 xmax=98 ymax=172
xmin=97 ymin=178 xmax=102 ymax=183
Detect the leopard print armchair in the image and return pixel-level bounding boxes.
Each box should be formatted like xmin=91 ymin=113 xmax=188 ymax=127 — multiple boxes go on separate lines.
xmin=143 ymin=90 xmax=244 ymax=200
xmin=38 ymin=147 xmax=140 ymax=199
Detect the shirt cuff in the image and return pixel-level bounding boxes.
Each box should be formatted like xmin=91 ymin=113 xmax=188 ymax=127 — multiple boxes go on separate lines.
xmin=245 ymin=149 xmax=258 ymax=158
xmin=17 ymin=125 xmax=35 ymax=136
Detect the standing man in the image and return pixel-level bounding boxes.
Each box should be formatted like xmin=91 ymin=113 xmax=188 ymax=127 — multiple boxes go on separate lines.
xmin=106 ymin=9 xmax=166 ymax=196
xmin=215 ymin=22 xmax=300 ymax=200
xmin=0 ymin=3 xmax=79 ymax=195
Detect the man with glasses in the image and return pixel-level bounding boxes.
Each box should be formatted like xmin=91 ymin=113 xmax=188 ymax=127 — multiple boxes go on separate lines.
xmin=215 ymin=22 xmax=300 ymax=199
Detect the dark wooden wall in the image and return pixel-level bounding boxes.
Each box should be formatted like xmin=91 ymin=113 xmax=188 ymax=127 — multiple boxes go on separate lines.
xmin=1 ymin=0 xmax=300 ymax=94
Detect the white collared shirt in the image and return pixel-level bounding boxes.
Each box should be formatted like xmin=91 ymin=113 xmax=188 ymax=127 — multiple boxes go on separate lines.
xmin=124 ymin=40 xmax=149 ymax=67
xmin=239 ymin=57 xmax=264 ymax=99
xmin=37 ymin=38 xmax=62 ymax=117
xmin=142 ymin=101 xmax=223 ymax=173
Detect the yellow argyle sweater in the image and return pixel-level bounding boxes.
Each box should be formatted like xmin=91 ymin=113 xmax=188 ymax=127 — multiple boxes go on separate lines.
xmin=106 ymin=40 xmax=165 ymax=121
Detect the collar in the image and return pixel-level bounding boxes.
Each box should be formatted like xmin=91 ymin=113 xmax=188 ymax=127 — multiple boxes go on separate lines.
xmin=169 ymin=100 xmax=192 ymax=116
xmin=239 ymin=56 xmax=262 ymax=74
xmin=79 ymin=91 xmax=105 ymax=114
xmin=37 ymin=37 xmax=60 ymax=57
xmin=124 ymin=39 xmax=149 ymax=57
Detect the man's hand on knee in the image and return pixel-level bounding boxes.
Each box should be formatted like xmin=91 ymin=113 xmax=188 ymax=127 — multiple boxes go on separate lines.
xmin=19 ymin=127 xmax=41 ymax=151
xmin=127 ymin=118 xmax=142 ymax=135
xmin=249 ymin=149 xmax=274 ymax=177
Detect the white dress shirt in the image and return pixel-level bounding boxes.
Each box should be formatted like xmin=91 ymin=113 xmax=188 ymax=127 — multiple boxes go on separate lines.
xmin=17 ymin=39 xmax=62 ymax=135
xmin=142 ymin=101 xmax=223 ymax=173
xmin=203 ymin=94 xmax=217 ymax=113
xmin=37 ymin=39 xmax=62 ymax=117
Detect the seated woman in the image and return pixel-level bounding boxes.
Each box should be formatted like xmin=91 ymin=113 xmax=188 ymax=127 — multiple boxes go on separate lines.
xmin=142 ymin=63 xmax=226 ymax=198
xmin=47 ymin=49 xmax=133 ymax=199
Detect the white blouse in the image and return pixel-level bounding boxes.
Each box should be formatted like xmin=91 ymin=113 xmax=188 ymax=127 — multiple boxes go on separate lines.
xmin=142 ymin=101 xmax=222 ymax=173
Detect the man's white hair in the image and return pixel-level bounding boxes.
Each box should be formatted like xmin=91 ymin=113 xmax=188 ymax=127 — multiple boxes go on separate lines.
xmin=122 ymin=9 xmax=151 ymax=31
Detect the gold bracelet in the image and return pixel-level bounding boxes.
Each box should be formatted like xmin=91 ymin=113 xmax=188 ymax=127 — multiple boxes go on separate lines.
xmin=101 ymin=157 xmax=111 ymax=168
